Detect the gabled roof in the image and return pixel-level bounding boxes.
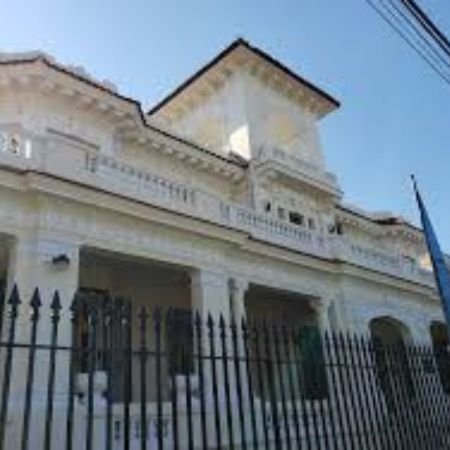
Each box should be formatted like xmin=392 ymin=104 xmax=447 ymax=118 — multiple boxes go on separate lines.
xmin=148 ymin=38 xmax=340 ymax=117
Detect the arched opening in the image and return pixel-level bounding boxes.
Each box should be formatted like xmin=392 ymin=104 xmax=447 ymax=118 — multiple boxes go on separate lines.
xmin=430 ymin=321 xmax=450 ymax=394
xmin=370 ymin=317 xmax=415 ymax=410
xmin=245 ymin=285 xmax=328 ymax=400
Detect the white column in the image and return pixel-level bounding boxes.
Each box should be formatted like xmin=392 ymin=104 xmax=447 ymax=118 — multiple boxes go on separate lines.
xmin=229 ymin=277 xmax=249 ymax=324
xmin=190 ymin=268 xmax=233 ymax=444
xmin=191 ymin=268 xmax=230 ymax=319
xmin=228 ymin=277 xmax=251 ymax=435
xmin=312 ymin=298 xmax=332 ymax=332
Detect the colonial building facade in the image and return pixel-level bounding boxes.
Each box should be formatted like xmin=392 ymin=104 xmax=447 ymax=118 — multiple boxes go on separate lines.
xmin=0 ymin=39 xmax=448 ymax=448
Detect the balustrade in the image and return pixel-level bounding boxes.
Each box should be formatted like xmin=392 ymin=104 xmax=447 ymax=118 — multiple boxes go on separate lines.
xmin=0 ymin=130 xmax=434 ymax=287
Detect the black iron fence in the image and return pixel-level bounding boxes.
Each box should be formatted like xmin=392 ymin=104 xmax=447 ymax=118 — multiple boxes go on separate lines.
xmin=0 ymin=286 xmax=449 ymax=449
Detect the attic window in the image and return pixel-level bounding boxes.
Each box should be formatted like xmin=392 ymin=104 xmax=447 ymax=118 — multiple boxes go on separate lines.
xmin=289 ymin=212 xmax=304 ymax=226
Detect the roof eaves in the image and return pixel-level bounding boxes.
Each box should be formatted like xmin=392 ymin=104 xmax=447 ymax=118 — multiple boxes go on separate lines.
xmin=147 ymin=38 xmax=340 ymax=116
xmin=337 ymin=204 xmax=421 ymax=233
xmin=0 ymin=55 xmax=245 ymax=170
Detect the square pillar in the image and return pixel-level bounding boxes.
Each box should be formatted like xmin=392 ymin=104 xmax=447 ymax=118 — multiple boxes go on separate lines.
xmin=191 ymin=268 xmax=230 ymax=320
xmin=229 ymin=277 xmax=249 ymax=324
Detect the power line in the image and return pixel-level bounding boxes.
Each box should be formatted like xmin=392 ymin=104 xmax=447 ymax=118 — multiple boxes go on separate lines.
xmin=365 ymin=0 xmax=450 ymax=86
xmin=384 ymin=0 xmax=450 ymax=71
xmin=401 ymin=0 xmax=450 ymax=58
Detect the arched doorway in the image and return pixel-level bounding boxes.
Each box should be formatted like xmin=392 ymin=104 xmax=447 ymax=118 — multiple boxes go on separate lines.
xmin=370 ymin=317 xmax=414 ymax=411
xmin=430 ymin=321 xmax=450 ymax=394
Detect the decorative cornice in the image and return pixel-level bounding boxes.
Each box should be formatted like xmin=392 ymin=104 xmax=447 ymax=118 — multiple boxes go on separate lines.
xmin=0 ymin=54 xmax=247 ymax=182
xmin=148 ymin=39 xmax=340 ymax=120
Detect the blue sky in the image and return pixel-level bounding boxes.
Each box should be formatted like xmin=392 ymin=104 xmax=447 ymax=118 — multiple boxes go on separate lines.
xmin=2 ymin=1 xmax=450 ymax=248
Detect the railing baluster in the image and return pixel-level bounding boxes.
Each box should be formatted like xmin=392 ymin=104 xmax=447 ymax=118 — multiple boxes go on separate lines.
xmin=230 ymin=315 xmax=247 ymax=450
xmin=382 ymin=342 xmax=405 ymax=449
xmin=272 ymin=323 xmax=292 ymax=450
xmin=425 ymin=343 xmax=446 ymax=448
xmin=241 ymin=319 xmax=258 ymax=450
xmin=324 ymin=331 xmax=345 ymax=450
xmin=368 ymin=337 xmax=399 ymax=450
xmin=430 ymin=340 xmax=450 ymax=447
xmin=219 ymin=314 xmax=234 ymax=449
xmin=0 ymin=281 xmax=6 ymax=342
xmin=315 ymin=332 xmax=329 ymax=450
xmin=359 ymin=335 xmax=388 ymax=450
xmin=43 ymin=291 xmax=62 ymax=450
xmin=65 ymin=293 xmax=82 ymax=450
xmin=104 ymin=296 xmax=113 ymax=450
xmin=345 ymin=332 xmax=371 ymax=450
xmin=86 ymin=300 xmax=98 ymax=450
xmin=168 ymin=310 xmax=179 ymax=450
xmin=262 ymin=320 xmax=282 ymax=450
xmin=424 ymin=344 xmax=447 ymax=447
xmin=353 ymin=335 xmax=381 ymax=450
xmin=291 ymin=327 xmax=312 ymax=450
xmin=20 ymin=288 xmax=41 ymax=450
xmin=123 ymin=301 xmax=132 ymax=450
xmin=302 ymin=343 xmax=321 ymax=450
xmin=183 ymin=338 xmax=194 ymax=450
xmin=207 ymin=314 xmax=222 ymax=450
xmin=332 ymin=331 xmax=356 ymax=450
xmin=194 ymin=312 xmax=207 ymax=450
xmin=154 ymin=308 xmax=163 ymax=450
xmin=338 ymin=332 xmax=363 ymax=450
xmin=281 ymin=325 xmax=302 ymax=450
xmin=406 ymin=343 xmax=434 ymax=450
xmin=0 ymin=285 xmax=21 ymax=450
xmin=252 ymin=323 xmax=270 ymax=450
xmin=139 ymin=306 xmax=148 ymax=450
xmin=397 ymin=341 xmax=424 ymax=450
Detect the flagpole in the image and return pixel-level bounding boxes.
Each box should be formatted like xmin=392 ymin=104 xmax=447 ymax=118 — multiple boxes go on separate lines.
xmin=411 ymin=175 xmax=450 ymax=338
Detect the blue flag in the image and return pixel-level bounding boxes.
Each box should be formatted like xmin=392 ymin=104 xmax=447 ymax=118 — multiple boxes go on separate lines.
xmin=413 ymin=176 xmax=450 ymax=334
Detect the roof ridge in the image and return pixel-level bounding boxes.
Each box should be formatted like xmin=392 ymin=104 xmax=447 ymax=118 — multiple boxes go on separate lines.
xmin=147 ymin=38 xmax=340 ymax=116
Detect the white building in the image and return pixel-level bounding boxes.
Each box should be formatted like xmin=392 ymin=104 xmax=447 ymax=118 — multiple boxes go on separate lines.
xmin=0 ymin=39 xmax=448 ymax=448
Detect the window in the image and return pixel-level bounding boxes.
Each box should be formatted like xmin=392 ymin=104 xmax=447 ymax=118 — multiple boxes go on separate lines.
xmin=289 ymin=212 xmax=304 ymax=226
xmin=430 ymin=322 xmax=450 ymax=394
xmin=277 ymin=207 xmax=286 ymax=220
xmin=245 ymin=290 xmax=328 ymax=401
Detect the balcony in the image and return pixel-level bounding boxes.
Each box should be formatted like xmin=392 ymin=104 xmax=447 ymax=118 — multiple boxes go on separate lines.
xmin=0 ymin=129 xmax=434 ymax=288
xmin=253 ymin=146 xmax=341 ymax=197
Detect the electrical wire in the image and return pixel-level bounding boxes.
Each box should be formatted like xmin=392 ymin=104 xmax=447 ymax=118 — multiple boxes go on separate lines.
xmin=401 ymin=0 xmax=450 ymax=58
xmin=365 ymin=0 xmax=450 ymax=86
xmin=384 ymin=0 xmax=450 ymax=70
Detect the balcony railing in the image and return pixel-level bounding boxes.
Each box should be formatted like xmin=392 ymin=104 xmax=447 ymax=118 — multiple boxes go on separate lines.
xmin=0 ymin=129 xmax=434 ymax=287
xmin=255 ymin=145 xmax=339 ymax=189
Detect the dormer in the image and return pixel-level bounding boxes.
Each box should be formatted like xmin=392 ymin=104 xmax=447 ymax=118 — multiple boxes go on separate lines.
xmin=148 ymin=39 xmax=341 ymax=199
